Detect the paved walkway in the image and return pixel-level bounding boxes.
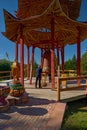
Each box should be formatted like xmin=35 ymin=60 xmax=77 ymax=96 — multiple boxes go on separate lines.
xmin=0 ymin=78 xmax=86 ymax=130
xmin=0 ymin=97 xmax=66 ymax=130
xmin=25 ymin=78 xmax=86 ymax=102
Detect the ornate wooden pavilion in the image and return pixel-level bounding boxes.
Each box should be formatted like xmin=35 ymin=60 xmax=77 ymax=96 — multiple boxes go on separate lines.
xmin=2 ymin=0 xmax=87 ymax=89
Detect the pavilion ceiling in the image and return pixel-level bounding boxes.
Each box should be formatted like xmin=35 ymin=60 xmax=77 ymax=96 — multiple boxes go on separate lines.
xmin=2 ymin=0 xmax=87 ymax=49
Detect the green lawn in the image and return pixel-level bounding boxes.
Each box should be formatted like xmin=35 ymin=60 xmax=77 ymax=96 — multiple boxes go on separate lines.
xmin=61 ymin=97 xmax=87 ymax=130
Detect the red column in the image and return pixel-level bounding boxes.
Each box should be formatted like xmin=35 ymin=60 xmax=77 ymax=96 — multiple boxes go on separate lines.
xmin=51 ymin=46 xmax=55 ymax=89
xmin=15 ymin=41 xmax=18 ymax=61
xmin=61 ymin=47 xmax=64 ymax=74
xmin=51 ymin=17 xmax=55 ymax=89
xmin=77 ymin=29 xmax=81 ymax=76
xmin=40 ymin=49 xmax=44 ymax=68
xmin=20 ymin=35 xmax=24 ymax=85
xmin=57 ymin=48 xmax=60 ymax=66
xmin=57 ymin=47 xmax=60 ymax=77
xmin=27 ymin=46 xmax=30 ymax=80
xmin=77 ymin=27 xmax=81 ymax=85
xmin=30 ymin=46 xmax=35 ymax=84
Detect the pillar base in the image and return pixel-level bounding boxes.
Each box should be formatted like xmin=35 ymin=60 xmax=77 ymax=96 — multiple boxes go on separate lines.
xmin=9 ymin=80 xmax=25 ymax=97
xmin=6 ymin=92 xmax=29 ymax=106
xmin=0 ymin=100 xmax=9 ymax=112
xmin=30 ymin=80 xmax=32 ymax=84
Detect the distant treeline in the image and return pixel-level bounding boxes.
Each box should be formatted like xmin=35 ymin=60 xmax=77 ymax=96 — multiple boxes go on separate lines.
xmin=0 ymin=59 xmax=38 ymax=78
xmin=55 ymin=52 xmax=87 ymax=75
xmin=0 ymin=51 xmax=87 ymax=76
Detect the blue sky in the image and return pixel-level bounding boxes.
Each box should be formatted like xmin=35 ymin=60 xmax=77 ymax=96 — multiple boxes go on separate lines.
xmin=0 ymin=0 xmax=87 ymax=64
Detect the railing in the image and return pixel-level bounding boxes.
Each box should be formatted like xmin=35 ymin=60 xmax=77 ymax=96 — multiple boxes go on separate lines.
xmin=0 ymin=71 xmax=12 ymax=80
xmin=56 ymin=70 xmax=87 ymax=76
xmin=55 ymin=75 xmax=87 ymax=101
xmin=0 ymin=70 xmax=27 ymax=81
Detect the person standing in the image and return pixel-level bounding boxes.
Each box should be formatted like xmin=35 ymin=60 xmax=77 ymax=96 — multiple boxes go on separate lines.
xmin=35 ymin=65 xmax=42 ymax=88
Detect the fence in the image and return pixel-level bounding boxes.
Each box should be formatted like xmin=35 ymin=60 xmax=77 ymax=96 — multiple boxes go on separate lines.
xmin=0 ymin=71 xmax=12 ymax=80
xmin=55 ymin=75 xmax=87 ymax=101
xmin=0 ymin=69 xmax=28 ymax=81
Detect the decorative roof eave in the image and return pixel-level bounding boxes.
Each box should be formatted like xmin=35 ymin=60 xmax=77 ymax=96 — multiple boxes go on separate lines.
xmin=16 ymin=0 xmax=53 ymax=19
xmin=16 ymin=0 xmax=82 ymax=20
xmin=2 ymin=27 xmax=87 ymax=49
xmin=17 ymin=0 xmax=87 ymax=33
xmin=59 ymin=0 xmax=82 ymax=20
xmin=2 ymin=0 xmax=87 ymax=48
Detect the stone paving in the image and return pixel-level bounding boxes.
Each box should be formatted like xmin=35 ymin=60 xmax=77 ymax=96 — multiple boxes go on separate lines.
xmin=0 ymin=78 xmax=86 ymax=130
xmin=0 ymin=95 xmax=66 ymax=130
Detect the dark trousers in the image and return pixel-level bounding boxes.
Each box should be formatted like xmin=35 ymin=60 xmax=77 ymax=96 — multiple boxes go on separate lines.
xmin=35 ymin=76 xmax=41 ymax=88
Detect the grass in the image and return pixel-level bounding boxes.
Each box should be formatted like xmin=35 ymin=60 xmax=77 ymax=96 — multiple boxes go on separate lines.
xmin=61 ymin=97 xmax=87 ymax=130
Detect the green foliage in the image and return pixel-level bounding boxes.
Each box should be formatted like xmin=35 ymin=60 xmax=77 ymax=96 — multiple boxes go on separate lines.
xmin=24 ymin=61 xmax=38 ymax=77
xmin=64 ymin=54 xmax=77 ymax=70
xmin=61 ymin=98 xmax=87 ymax=130
xmin=0 ymin=59 xmax=11 ymax=71
xmin=64 ymin=51 xmax=87 ymax=74
xmin=64 ymin=59 xmax=72 ymax=70
xmin=33 ymin=61 xmax=38 ymax=76
xmin=71 ymin=54 xmax=77 ymax=70
xmin=81 ymin=52 xmax=87 ymax=71
xmin=0 ymin=59 xmax=11 ymax=80
xmin=54 ymin=54 xmax=58 ymax=70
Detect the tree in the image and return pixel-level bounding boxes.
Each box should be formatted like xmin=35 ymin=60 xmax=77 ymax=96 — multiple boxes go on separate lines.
xmin=0 ymin=59 xmax=11 ymax=71
xmin=64 ymin=59 xmax=73 ymax=70
xmin=33 ymin=61 xmax=38 ymax=76
xmin=0 ymin=59 xmax=11 ymax=79
xmin=64 ymin=54 xmax=77 ymax=70
xmin=71 ymin=54 xmax=77 ymax=70
xmin=81 ymin=52 xmax=87 ymax=71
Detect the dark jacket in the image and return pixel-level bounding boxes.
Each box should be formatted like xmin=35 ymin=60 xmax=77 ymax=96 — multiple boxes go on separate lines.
xmin=36 ymin=67 xmax=42 ymax=78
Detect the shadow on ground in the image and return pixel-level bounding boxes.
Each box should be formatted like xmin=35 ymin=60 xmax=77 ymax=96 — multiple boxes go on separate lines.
xmin=0 ymin=97 xmax=56 ymax=118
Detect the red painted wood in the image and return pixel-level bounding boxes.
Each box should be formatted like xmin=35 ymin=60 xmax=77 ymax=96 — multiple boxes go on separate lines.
xmin=61 ymin=47 xmax=64 ymax=74
xmin=30 ymin=47 xmax=34 ymax=84
xmin=20 ymin=35 xmax=24 ymax=85
xmin=40 ymin=49 xmax=44 ymax=68
xmin=57 ymin=47 xmax=61 ymax=77
xmin=15 ymin=42 xmax=18 ymax=61
xmin=57 ymin=47 xmax=60 ymax=66
xmin=51 ymin=17 xmax=55 ymax=89
xmin=77 ymin=29 xmax=81 ymax=76
xmin=27 ymin=46 xmax=30 ymax=80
